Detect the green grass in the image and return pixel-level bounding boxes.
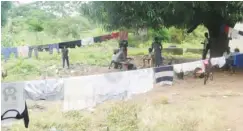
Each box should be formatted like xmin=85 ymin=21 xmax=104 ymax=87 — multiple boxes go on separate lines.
xmin=1 ymin=40 xmax=201 ymax=82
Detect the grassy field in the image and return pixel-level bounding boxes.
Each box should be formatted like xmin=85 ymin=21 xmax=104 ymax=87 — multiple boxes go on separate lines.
xmin=1 ymin=40 xmax=201 ymax=82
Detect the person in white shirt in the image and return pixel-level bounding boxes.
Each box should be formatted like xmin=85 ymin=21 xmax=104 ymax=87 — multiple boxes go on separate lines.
xmin=109 ymin=48 xmax=125 ymax=69
xmin=223 ymin=47 xmax=231 ymax=59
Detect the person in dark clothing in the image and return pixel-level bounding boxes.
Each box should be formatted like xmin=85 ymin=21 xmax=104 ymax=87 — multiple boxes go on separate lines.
xmin=119 ymin=40 xmax=128 ymax=59
xmin=202 ymin=32 xmax=210 ymax=59
xmin=61 ymin=46 xmax=70 ymax=68
xmin=151 ymin=37 xmax=163 ymax=67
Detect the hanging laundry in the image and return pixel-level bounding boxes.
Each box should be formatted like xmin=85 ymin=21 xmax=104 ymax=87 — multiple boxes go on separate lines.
xmin=24 ymin=78 xmax=64 ymax=101
xmin=94 ymin=36 xmax=102 ymax=43
xmin=239 ymin=31 xmax=243 ymax=36
xmin=154 ymin=65 xmax=174 ymax=86
xmin=111 ymin=32 xmax=119 ymax=39
xmin=59 ymin=40 xmax=81 ymax=49
xmin=173 ymin=60 xmax=205 ymax=73
xmin=221 ymin=24 xmax=243 ymax=38
xmin=28 ymin=46 xmax=38 ymax=58
xmin=210 ymin=56 xmax=226 ymax=68
xmin=119 ymin=31 xmax=128 ymax=41
xmin=48 ymin=44 xmax=60 ymax=54
xmin=1 ymin=47 xmax=18 ymax=61
xmin=37 ymin=45 xmax=44 ymax=52
xmin=17 ymin=46 xmax=29 ymax=57
xmin=64 ymin=68 xmax=154 ymax=111
xmin=82 ymin=37 xmax=94 ymax=46
xmin=101 ymin=34 xmax=112 ymax=41
xmin=76 ymin=40 xmax=82 ymax=47
xmin=1 ymin=82 xmax=29 ymax=128
xmin=228 ymin=28 xmax=240 ymax=39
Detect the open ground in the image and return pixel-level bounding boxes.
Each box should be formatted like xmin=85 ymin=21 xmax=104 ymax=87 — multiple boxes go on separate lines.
xmin=3 ymin=71 xmax=243 ymax=131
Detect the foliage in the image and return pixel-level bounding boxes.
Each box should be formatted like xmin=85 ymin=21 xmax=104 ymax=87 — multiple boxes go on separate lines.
xmin=81 ymin=1 xmax=243 ymax=36
xmin=1 ymin=1 xmax=97 ymax=47
xmin=1 ymin=1 xmax=12 ymax=27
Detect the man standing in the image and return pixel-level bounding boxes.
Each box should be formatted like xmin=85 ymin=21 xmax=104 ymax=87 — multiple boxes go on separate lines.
xmin=202 ymin=32 xmax=210 ymax=59
xmin=62 ymin=46 xmax=69 ymax=69
xmin=151 ymin=37 xmax=163 ymax=67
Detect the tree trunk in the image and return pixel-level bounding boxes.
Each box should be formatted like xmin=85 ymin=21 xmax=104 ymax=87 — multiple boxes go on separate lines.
xmin=209 ymin=31 xmax=229 ymax=57
xmin=203 ymin=12 xmax=235 ymax=58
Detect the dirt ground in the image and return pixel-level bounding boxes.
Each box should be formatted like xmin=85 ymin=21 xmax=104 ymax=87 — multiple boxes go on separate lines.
xmin=149 ymin=71 xmax=243 ymax=131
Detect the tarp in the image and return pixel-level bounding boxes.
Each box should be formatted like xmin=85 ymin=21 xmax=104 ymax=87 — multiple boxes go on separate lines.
xmin=24 ymin=78 xmax=64 ymax=101
xmin=63 ymin=68 xmax=154 ymax=111
xmin=234 ymin=53 xmax=243 ymax=67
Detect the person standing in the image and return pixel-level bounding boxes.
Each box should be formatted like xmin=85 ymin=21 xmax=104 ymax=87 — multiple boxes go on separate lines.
xmin=61 ymin=46 xmax=70 ymax=69
xmin=151 ymin=37 xmax=163 ymax=67
xmin=202 ymin=32 xmax=210 ymax=59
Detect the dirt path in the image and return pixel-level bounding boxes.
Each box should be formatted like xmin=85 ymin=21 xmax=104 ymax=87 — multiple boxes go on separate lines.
xmin=144 ymin=72 xmax=243 ymax=131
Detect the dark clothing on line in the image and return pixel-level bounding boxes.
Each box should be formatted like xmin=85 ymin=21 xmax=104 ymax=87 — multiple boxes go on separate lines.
xmin=101 ymin=34 xmax=112 ymax=41
xmin=37 ymin=45 xmax=49 ymax=52
xmin=59 ymin=40 xmax=81 ymax=49
xmin=94 ymin=36 xmax=102 ymax=43
xmin=48 ymin=44 xmax=60 ymax=54
xmin=28 ymin=46 xmax=38 ymax=58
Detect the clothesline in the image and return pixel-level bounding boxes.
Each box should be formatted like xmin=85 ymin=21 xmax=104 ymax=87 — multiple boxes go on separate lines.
xmin=1 ymin=31 xmax=127 ymax=61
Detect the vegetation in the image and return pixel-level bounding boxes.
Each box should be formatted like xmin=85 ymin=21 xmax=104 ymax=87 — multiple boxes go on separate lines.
xmin=1 ymin=1 xmax=12 ymax=27
xmin=1 ymin=1 xmax=206 ymax=82
xmin=81 ymin=1 xmax=243 ymax=56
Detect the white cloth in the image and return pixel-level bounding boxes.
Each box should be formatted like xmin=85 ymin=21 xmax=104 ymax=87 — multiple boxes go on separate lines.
xmin=1 ymin=82 xmax=25 ymax=125
xmin=82 ymin=37 xmax=94 ymax=46
xmin=63 ymin=68 xmax=154 ymax=111
xmin=228 ymin=27 xmax=239 ymax=39
xmin=210 ymin=57 xmax=226 ymax=68
xmin=111 ymin=54 xmax=116 ymax=61
xmin=17 ymin=46 xmax=29 ymax=57
xmin=223 ymin=52 xmax=231 ymax=59
xmin=173 ymin=60 xmax=205 ymax=73
xmin=24 ymin=78 xmax=64 ymax=101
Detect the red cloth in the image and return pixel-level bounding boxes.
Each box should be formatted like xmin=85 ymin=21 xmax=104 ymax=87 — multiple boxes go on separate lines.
xmin=224 ymin=25 xmax=229 ymax=33
xmin=119 ymin=31 xmax=128 ymax=40
xmin=101 ymin=34 xmax=112 ymax=41
xmin=111 ymin=32 xmax=119 ymax=39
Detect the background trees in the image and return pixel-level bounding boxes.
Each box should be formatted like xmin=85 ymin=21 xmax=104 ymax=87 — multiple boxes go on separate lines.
xmin=81 ymin=1 xmax=243 ymax=56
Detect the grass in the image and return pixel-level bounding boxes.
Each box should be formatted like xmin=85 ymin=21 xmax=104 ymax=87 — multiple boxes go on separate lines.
xmin=6 ymin=95 xmax=227 ymax=131
xmin=1 ymin=39 xmax=201 ymax=82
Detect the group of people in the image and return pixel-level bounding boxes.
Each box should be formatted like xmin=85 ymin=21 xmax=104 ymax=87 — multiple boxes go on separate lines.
xmin=201 ymin=31 xmax=241 ymax=72
xmin=110 ymin=37 xmax=164 ymax=70
xmin=223 ymin=47 xmax=240 ymax=71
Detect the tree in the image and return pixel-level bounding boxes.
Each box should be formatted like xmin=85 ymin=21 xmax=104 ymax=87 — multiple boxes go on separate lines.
xmin=1 ymin=1 xmax=12 ymax=27
xmin=81 ymin=1 xmax=243 ymax=57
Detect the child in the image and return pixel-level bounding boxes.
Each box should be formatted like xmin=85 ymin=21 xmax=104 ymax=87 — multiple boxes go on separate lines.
xmin=109 ymin=49 xmax=120 ymax=69
xmin=143 ymin=48 xmax=154 ymax=67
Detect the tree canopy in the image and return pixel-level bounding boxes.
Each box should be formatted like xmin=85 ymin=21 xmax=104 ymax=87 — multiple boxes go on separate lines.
xmin=81 ymin=1 xmax=243 ymax=37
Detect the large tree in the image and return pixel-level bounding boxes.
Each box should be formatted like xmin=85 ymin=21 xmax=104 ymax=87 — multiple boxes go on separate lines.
xmin=81 ymin=1 xmax=243 ymax=57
